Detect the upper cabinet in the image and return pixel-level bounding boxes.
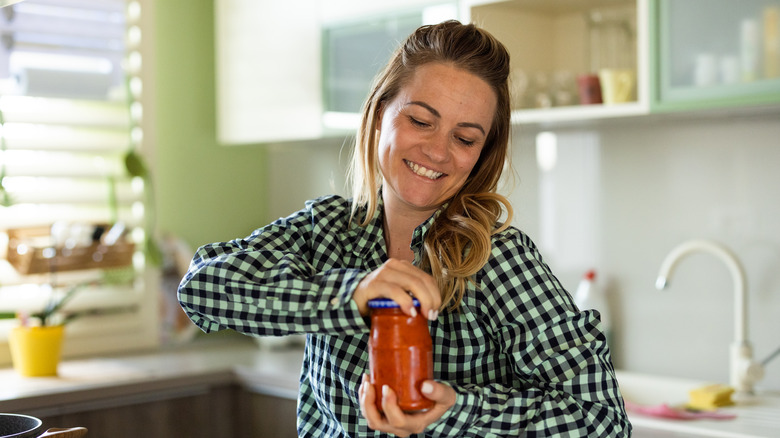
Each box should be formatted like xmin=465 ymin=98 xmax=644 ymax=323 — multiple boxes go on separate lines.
xmin=215 ymin=0 xmax=323 ymax=144
xmin=650 ymin=0 xmax=780 ymax=112
xmin=214 ymin=0 xmax=779 ymax=145
xmin=463 ymin=0 xmax=649 ymax=124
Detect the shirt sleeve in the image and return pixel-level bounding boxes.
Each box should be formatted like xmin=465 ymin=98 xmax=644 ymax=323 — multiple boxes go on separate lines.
xmin=177 ymin=199 xmax=369 ymax=338
xmin=428 ymin=231 xmax=631 ymax=437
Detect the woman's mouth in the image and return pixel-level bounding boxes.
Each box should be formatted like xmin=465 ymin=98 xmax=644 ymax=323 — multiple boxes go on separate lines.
xmin=405 ymin=160 xmax=444 ymax=180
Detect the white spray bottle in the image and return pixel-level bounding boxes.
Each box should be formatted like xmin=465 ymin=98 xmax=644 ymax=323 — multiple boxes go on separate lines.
xmin=574 ymin=270 xmax=612 ymax=347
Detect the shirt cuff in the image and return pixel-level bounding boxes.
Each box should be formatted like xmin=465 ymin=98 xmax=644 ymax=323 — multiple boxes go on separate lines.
xmin=428 ymin=383 xmax=481 ymax=437
xmin=315 ymin=268 xmax=370 ymax=334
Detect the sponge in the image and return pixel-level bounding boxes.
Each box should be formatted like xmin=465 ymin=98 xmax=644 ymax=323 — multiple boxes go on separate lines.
xmin=687 ymin=384 xmax=735 ymax=411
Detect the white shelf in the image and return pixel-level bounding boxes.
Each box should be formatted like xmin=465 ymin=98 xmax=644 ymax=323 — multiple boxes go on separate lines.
xmin=511 ymin=101 xmax=649 ymax=125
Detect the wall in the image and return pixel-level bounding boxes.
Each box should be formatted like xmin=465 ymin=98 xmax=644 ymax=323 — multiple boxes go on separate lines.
xmin=154 ymin=0 xmax=270 ymax=249
xmin=511 ymin=111 xmax=780 ymax=389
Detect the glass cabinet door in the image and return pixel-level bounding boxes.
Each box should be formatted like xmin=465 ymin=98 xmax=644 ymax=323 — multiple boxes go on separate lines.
xmin=653 ymin=0 xmax=780 ymax=111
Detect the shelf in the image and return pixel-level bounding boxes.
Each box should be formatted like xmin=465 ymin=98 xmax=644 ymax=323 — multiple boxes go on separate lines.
xmin=511 ymin=101 xmax=648 ymax=125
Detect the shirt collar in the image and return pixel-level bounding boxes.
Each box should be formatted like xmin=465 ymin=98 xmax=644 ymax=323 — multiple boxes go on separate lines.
xmin=343 ymin=195 xmax=386 ymax=262
xmin=344 ymin=192 xmax=448 ymax=266
xmin=410 ymin=203 xmax=446 ymax=266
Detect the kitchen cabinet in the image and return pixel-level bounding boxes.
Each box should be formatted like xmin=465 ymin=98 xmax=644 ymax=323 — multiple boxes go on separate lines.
xmin=26 ymin=384 xmax=297 ymax=438
xmin=463 ymin=0 xmax=650 ymax=124
xmin=31 ymin=385 xmax=240 ymax=438
xmin=215 ymin=0 xmax=456 ymax=145
xmin=215 ymin=0 xmax=323 ymax=145
xmin=235 ymin=390 xmax=298 ymax=438
xmin=650 ymin=0 xmax=780 ymax=112
xmin=215 ymin=0 xmax=780 ymax=144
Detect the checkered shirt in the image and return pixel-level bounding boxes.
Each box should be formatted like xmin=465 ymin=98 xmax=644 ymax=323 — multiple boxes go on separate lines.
xmin=178 ymin=195 xmax=631 ymax=437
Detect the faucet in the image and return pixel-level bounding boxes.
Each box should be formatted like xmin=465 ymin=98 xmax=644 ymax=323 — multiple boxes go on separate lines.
xmin=656 ymin=239 xmax=764 ymax=395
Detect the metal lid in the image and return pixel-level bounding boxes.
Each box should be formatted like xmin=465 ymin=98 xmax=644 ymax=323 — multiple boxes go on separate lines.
xmin=367 ymin=298 xmax=420 ymax=308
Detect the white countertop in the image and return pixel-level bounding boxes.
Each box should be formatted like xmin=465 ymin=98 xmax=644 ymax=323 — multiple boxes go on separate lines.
xmin=0 ymin=337 xmax=304 ymax=414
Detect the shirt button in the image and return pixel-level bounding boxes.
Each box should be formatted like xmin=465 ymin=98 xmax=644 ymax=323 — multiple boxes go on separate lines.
xmin=330 ymin=297 xmax=340 ymax=306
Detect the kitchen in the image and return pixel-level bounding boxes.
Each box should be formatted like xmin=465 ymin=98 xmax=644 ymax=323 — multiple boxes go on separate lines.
xmin=1 ymin=0 xmax=780 ymax=437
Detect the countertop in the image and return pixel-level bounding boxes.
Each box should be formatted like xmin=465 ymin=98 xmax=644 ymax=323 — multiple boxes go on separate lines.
xmin=6 ymin=339 xmax=778 ymax=437
xmin=0 ymin=337 xmax=304 ymax=414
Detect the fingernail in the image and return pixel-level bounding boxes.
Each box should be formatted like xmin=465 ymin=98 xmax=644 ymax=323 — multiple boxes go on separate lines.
xmin=382 ymin=385 xmax=390 ymax=398
xmin=410 ymin=306 xmax=417 ymax=318
xmin=421 ymin=381 xmax=434 ymax=394
xmin=428 ymin=309 xmax=438 ymax=320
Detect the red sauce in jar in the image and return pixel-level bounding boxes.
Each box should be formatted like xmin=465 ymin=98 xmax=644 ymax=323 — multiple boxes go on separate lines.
xmin=368 ymin=298 xmax=434 ymax=413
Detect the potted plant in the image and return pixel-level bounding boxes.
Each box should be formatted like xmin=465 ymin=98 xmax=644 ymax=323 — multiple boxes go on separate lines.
xmin=6 ymin=283 xmax=86 ymax=377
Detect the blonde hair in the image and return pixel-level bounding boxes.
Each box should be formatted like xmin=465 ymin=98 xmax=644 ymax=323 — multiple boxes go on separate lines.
xmin=348 ymin=20 xmax=513 ymax=311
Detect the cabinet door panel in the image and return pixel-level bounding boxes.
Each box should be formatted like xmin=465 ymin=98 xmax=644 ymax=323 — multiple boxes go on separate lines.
xmin=215 ymin=0 xmax=322 ymax=144
xmin=653 ymin=0 xmax=780 ymax=111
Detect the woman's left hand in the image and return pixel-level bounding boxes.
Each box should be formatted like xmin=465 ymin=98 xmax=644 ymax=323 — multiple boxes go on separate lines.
xmin=358 ymin=373 xmax=456 ymax=437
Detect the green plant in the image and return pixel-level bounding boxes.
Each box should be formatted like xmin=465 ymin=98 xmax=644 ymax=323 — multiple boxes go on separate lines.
xmin=23 ymin=283 xmax=85 ymax=326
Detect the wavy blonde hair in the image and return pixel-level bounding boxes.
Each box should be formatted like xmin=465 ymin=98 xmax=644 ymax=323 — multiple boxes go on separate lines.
xmin=348 ymin=20 xmax=513 ymax=311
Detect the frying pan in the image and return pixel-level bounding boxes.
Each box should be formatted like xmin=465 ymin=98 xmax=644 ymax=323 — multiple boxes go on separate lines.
xmin=0 ymin=414 xmax=87 ymax=437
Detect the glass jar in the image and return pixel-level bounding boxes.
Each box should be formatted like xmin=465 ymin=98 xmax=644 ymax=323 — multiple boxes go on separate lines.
xmin=368 ymin=298 xmax=434 ymax=413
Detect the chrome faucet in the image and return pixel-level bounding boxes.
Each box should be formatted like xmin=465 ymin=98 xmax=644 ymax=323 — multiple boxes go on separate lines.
xmin=656 ymin=239 xmax=764 ymax=395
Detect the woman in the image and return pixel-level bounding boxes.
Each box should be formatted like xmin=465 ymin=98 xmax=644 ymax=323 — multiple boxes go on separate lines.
xmin=179 ymin=20 xmax=631 ymax=437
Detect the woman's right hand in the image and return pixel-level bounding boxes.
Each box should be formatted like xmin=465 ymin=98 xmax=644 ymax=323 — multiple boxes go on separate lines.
xmin=353 ymin=258 xmax=441 ymax=321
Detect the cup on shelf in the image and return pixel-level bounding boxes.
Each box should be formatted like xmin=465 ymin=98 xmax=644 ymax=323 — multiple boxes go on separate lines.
xmin=576 ymin=74 xmax=603 ymax=105
xmin=693 ymin=54 xmax=719 ymax=87
xmin=598 ymin=68 xmax=635 ymax=104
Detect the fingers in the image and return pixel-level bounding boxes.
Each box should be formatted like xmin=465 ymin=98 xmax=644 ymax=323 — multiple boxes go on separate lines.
xmin=353 ymin=258 xmax=441 ymax=319
xmin=420 ymin=380 xmax=457 ymax=407
xmin=358 ymin=374 xmax=450 ymax=436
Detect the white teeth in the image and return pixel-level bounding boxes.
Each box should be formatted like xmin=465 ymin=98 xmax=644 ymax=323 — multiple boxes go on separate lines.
xmin=406 ymin=160 xmax=443 ymax=180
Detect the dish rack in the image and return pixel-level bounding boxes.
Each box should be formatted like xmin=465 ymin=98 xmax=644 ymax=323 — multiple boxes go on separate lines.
xmin=6 ymin=224 xmax=135 ymax=275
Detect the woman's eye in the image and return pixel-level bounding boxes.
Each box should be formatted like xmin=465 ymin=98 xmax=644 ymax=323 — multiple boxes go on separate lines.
xmin=409 ymin=117 xmax=430 ymax=127
xmin=456 ymin=136 xmax=475 ymax=147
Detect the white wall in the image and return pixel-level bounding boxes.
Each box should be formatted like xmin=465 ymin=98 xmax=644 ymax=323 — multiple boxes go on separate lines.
xmin=264 ymin=110 xmax=780 ymax=390
xmin=508 ymin=111 xmax=780 ymax=390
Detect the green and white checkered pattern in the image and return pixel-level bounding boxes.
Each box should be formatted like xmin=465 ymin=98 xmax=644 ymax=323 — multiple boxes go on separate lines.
xmin=178 ymin=195 xmax=631 ymax=437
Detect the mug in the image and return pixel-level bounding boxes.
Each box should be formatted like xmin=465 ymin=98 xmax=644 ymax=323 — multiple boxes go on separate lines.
xmin=598 ymin=69 xmax=636 ymax=104
xmin=576 ymin=74 xmax=602 ymax=105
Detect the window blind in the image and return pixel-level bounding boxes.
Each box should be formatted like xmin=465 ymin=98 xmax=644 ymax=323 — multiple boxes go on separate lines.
xmin=0 ymin=0 xmax=158 ymax=359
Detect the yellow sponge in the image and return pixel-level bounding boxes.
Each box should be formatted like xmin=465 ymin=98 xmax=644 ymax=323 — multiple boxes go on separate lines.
xmin=687 ymin=384 xmax=735 ymax=411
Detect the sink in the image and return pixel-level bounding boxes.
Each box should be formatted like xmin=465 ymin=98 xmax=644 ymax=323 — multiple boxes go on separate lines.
xmin=616 ymin=371 xmax=780 ymax=437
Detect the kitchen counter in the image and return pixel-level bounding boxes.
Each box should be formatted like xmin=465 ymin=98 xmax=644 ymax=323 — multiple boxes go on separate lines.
xmin=0 ymin=337 xmax=304 ymax=415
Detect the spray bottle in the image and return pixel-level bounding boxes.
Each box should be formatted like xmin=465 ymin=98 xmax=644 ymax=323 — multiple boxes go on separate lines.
xmin=574 ymin=270 xmax=612 ymax=347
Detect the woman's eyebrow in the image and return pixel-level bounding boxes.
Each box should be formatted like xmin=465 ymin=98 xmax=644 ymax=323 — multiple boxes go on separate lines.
xmin=406 ymin=100 xmax=486 ymax=135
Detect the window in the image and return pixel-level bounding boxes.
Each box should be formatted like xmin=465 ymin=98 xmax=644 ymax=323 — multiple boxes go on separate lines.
xmin=0 ymin=0 xmax=157 ymax=362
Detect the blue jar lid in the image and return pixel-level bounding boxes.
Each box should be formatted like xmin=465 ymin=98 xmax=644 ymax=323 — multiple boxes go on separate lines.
xmin=368 ymin=298 xmax=420 ymax=308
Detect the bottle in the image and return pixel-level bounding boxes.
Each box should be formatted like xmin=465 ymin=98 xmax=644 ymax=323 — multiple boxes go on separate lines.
xmin=741 ymin=19 xmax=760 ymax=82
xmin=574 ymin=270 xmax=612 ymax=347
xmin=765 ymin=6 xmax=780 ymax=79
xmin=368 ymin=298 xmax=434 ymax=413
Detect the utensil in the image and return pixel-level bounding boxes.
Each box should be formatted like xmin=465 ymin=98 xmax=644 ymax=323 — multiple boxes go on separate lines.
xmin=0 ymin=413 xmax=43 ymax=438
xmin=38 ymin=428 xmax=88 ymax=437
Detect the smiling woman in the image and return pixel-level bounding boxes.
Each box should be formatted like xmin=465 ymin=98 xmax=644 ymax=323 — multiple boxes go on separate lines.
xmin=178 ymin=20 xmax=631 ymax=437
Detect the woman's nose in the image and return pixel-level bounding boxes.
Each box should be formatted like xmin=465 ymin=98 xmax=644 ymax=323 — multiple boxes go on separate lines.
xmin=421 ymin=132 xmax=449 ymax=162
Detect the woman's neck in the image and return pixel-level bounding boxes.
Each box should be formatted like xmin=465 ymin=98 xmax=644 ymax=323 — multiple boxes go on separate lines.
xmin=381 ymin=194 xmax=436 ymax=263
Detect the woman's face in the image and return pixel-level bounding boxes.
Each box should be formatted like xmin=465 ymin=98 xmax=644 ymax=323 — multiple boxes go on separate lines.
xmin=377 ymin=62 xmax=497 ymax=218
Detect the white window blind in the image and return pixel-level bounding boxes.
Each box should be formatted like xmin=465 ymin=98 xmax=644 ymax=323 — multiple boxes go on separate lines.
xmin=0 ymin=0 xmax=158 ymax=360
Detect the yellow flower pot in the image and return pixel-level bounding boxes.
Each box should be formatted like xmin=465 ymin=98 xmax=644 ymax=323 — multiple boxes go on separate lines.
xmin=8 ymin=325 xmax=65 ymax=377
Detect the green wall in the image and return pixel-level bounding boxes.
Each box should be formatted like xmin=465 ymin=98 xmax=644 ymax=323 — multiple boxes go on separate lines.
xmin=154 ymin=0 xmax=268 ymax=249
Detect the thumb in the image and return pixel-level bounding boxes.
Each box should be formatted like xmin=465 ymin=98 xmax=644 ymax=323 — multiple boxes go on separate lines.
xmin=420 ymin=380 xmax=455 ymax=405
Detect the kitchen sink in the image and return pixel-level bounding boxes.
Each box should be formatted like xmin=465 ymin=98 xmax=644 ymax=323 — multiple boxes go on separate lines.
xmin=616 ymin=371 xmax=780 ymax=437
